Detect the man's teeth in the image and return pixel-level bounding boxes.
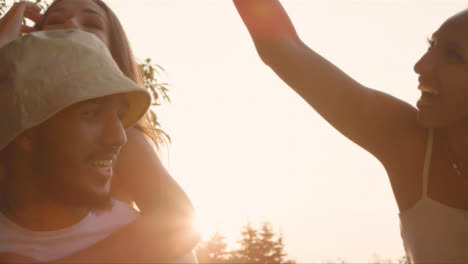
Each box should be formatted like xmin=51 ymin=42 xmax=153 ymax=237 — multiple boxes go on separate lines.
xmin=91 ymin=160 xmax=113 ymax=167
xmin=418 ymin=84 xmax=440 ymax=95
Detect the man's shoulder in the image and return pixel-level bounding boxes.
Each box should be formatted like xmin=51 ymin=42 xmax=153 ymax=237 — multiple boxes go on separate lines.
xmin=0 ymin=200 xmax=140 ymax=261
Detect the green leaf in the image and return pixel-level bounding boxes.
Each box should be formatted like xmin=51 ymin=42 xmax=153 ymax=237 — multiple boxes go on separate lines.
xmin=138 ymin=57 xmax=172 ymax=145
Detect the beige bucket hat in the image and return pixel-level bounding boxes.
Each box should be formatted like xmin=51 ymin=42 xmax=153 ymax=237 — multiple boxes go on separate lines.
xmin=0 ymin=29 xmax=151 ymax=151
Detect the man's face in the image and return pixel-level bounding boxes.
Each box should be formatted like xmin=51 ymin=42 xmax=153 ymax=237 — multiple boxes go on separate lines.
xmin=30 ymin=94 xmax=128 ymax=209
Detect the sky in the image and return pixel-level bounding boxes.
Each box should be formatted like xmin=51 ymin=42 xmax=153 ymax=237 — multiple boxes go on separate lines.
xmin=104 ymin=0 xmax=465 ymax=262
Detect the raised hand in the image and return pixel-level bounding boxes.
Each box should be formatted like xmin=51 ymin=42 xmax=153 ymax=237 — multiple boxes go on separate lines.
xmin=0 ymin=1 xmax=42 ymax=47
xmin=233 ymin=0 xmax=298 ymax=40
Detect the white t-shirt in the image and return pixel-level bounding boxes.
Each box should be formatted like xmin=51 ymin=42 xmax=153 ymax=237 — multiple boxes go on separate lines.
xmin=0 ymin=200 xmax=196 ymax=263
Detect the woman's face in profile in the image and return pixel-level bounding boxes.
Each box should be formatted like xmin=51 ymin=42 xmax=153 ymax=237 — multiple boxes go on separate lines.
xmin=414 ymin=10 xmax=468 ymax=128
xmin=39 ymin=0 xmax=110 ymax=47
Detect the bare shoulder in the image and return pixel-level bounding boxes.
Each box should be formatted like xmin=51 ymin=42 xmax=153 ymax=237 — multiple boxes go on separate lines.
xmin=115 ymin=126 xmax=165 ymax=180
xmin=379 ymin=113 xmax=429 ymax=212
xmin=114 ymin=127 xmax=164 ymax=186
xmin=371 ymin=91 xmax=426 ymax=162
xmin=111 ymin=127 xmax=167 ymax=208
xmin=355 ymin=89 xmax=428 ymax=211
xmin=124 ymin=127 xmax=158 ymax=155
xmin=113 ymin=127 xmax=193 ymax=214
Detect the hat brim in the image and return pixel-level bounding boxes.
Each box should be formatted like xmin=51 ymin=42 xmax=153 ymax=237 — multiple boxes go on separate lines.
xmin=41 ymin=71 xmax=152 ymax=129
xmin=0 ymin=72 xmax=151 ymax=151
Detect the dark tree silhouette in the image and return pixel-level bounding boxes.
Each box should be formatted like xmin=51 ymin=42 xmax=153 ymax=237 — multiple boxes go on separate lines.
xmin=196 ymin=222 xmax=295 ymax=264
xmin=195 ymin=232 xmax=229 ymax=264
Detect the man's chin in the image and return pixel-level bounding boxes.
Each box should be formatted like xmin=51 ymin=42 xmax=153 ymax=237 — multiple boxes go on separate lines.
xmin=68 ymin=180 xmax=114 ymax=210
xmin=76 ymin=189 xmax=114 ymax=210
xmin=34 ymin=168 xmax=115 ymax=210
xmin=47 ymin=187 xmax=114 ymax=211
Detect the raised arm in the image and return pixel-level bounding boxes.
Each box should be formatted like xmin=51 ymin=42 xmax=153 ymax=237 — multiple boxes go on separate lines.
xmin=233 ymin=0 xmax=424 ymax=164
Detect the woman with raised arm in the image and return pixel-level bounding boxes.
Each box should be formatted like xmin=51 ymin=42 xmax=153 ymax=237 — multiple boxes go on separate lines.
xmin=234 ymin=1 xmax=468 ymax=263
xmin=0 ymin=0 xmax=199 ymax=263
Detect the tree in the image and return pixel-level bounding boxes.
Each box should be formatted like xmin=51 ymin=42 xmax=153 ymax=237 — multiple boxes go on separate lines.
xmin=0 ymin=0 xmax=7 ymax=16
xmin=258 ymin=222 xmax=286 ymax=263
xmin=222 ymin=221 xmax=295 ymax=264
xmin=139 ymin=58 xmax=171 ymax=145
xmin=230 ymin=221 xmax=261 ymax=263
xmin=195 ymin=232 xmax=229 ymax=264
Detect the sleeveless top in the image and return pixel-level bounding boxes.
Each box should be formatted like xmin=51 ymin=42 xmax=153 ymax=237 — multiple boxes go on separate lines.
xmin=399 ymin=129 xmax=468 ymax=263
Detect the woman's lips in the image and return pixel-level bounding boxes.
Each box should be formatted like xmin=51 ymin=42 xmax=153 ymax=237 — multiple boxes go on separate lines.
xmin=416 ymin=84 xmax=440 ymax=110
xmin=417 ymin=84 xmax=439 ymax=95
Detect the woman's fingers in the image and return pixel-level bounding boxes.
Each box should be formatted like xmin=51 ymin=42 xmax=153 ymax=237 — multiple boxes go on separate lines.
xmin=21 ymin=24 xmax=35 ymax=33
xmin=12 ymin=1 xmax=43 ymax=24
xmin=23 ymin=3 xmax=43 ymax=24
xmin=0 ymin=1 xmax=42 ymax=47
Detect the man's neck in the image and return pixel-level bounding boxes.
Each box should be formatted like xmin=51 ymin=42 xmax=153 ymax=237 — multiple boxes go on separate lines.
xmin=1 ymin=178 xmax=90 ymax=232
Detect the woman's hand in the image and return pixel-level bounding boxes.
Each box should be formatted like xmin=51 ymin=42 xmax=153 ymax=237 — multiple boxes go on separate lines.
xmin=233 ymin=0 xmax=300 ymax=66
xmin=0 ymin=1 xmax=42 ymax=47
xmin=0 ymin=253 xmax=38 ymax=263
xmin=233 ymin=0 xmax=298 ymax=40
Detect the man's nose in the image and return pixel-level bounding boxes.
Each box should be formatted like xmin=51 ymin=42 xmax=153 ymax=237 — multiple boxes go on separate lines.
xmin=102 ymin=117 xmax=127 ymax=150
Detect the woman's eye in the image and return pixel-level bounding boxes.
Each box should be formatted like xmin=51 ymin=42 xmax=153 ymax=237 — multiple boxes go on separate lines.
xmin=85 ymin=23 xmax=102 ymax=29
xmin=84 ymin=17 xmax=104 ymax=30
xmin=426 ymin=37 xmax=435 ymax=50
xmin=444 ymin=48 xmax=464 ymax=64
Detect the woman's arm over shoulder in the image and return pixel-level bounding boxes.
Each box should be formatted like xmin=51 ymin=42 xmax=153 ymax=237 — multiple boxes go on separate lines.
xmin=114 ymin=127 xmax=195 ymax=220
xmin=233 ymin=0 xmax=424 ymax=166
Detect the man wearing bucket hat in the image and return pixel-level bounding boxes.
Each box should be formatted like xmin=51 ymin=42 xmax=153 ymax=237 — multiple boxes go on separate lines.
xmin=0 ymin=29 xmax=196 ymax=263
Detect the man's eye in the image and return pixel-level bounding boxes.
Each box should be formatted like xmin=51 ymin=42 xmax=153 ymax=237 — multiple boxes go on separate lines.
xmin=81 ymin=108 xmax=100 ymax=118
xmin=81 ymin=111 xmax=97 ymax=117
xmin=45 ymin=19 xmax=63 ymax=26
